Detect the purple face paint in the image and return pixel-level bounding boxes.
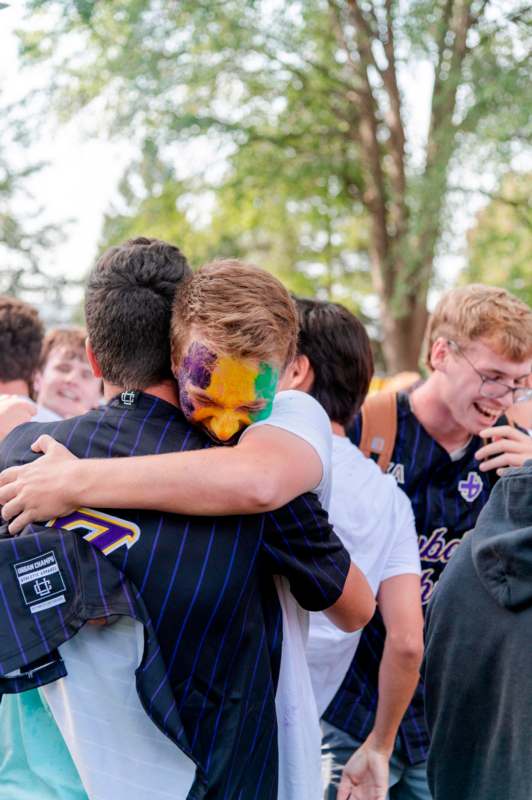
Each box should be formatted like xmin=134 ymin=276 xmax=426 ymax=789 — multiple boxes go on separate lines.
xmin=178 ymin=342 xmax=217 ymax=416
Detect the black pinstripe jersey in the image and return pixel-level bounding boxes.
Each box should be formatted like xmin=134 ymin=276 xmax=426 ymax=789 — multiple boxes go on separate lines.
xmin=0 ymin=391 xmax=350 ymax=799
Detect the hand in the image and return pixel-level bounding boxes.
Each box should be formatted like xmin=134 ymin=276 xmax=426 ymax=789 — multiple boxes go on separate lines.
xmin=337 ymin=738 xmax=390 ymax=800
xmin=0 ymin=395 xmax=36 ymax=440
xmin=0 ymin=435 xmax=79 ymax=534
xmin=476 ymin=425 xmax=532 ymax=476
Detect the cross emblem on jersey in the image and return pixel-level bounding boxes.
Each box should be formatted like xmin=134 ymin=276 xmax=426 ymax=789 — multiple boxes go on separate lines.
xmin=458 ymin=471 xmax=483 ymax=503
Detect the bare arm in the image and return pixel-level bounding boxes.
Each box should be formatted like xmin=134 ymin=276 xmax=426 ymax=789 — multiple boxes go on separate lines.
xmin=324 ymin=562 xmax=376 ymax=633
xmin=0 ymin=426 xmax=323 ymax=532
xmin=338 ymin=574 xmax=423 ymax=799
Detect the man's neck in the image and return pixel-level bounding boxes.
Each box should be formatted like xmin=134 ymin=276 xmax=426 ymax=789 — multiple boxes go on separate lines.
xmin=331 ymin=421 xmax=346 ymax=437
xmin=103 ymin=379 xmax=180 ymax=407
xmin=0 ymin=379 xmax=31 ymax=397
xmin=409 ymin=379 xmax=472 ymax=453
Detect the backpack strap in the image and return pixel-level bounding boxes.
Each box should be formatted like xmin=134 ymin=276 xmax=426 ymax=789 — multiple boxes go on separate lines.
xmin=359 ymin=391 xmax=397 ymax=473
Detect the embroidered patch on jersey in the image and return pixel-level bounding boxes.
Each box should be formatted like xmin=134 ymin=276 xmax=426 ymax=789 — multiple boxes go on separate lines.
xmin=458 ymin=471 xmax=483 ymax=502
xmin=47 ymin=507 xmax=141 ymax=556
xmin=13 ymin=551 xmax=66 ymax=614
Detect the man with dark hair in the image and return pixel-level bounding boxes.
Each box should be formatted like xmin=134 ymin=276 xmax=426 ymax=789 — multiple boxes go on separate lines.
xmin=285 ymin=298 xmax=423 ymax=800
xmin=0 ymin=240 xmax=367 ymax=799
xmin=0 ymin=294 xmax=57 ymax=424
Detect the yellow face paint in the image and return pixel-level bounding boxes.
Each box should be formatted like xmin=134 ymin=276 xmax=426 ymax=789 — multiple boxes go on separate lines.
xmin=178 ymin=342 xmax=279 ymax=443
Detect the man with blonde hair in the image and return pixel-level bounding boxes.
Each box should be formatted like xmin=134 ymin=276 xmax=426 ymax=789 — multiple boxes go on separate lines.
xmin=320 ymin=284 xmax=532 ymax=799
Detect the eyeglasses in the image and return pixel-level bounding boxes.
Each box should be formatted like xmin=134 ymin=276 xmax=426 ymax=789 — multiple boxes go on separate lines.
xmin=448 ymin=340 xmax=531 ymax=402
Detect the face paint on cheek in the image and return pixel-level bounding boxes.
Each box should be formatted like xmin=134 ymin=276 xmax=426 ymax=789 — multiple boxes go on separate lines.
xmin=177 ymin=342 xmax=217 ymax=419
xmin=251 ymin=363 xmax=279 ymax=422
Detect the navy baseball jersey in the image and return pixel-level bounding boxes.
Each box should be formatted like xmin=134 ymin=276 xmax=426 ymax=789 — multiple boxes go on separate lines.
xmin=323 ymin=391 xmax=492 ymax=764
xmin=0 ymin=391 xmax=350 ymax=798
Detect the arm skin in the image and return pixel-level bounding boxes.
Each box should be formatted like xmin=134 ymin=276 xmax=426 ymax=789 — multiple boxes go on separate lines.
xmin=338 ymin=574 xmax=424 ymax=800
xmin=0 ymin=396 xmax=36 ymax=441
xmin=325 ymin=563 xmax=376 ymax=634
xmin=476 ymin=425 xmax=532 ymax=475
xmin=1 ymin=425 xmax=323 ymax=533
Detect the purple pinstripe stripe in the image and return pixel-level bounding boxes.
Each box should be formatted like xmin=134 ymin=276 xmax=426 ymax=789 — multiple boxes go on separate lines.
xmin=59 ymin=532 xmax=76 ymax=587
xmin=0 ymin=580 xmax=27 ymax=663
xmin=189 ymin=524 xmax=263 ymax=749
xmin=32 ymin=611 xmax=51 ymax=654
xmin=286 ymin=500 xmax=345 ymax=590
xmin=118 ymin=573 xmax=136 ymax=617
xmin=403 ymin=699 xmax=426 ymax=760
xmin=205 ymin=588 xmax=257 ymax=770
xmin=9 ymin=536 xmax=19 ymax=559
xmin=183 ymin=521 xmax=242 ymax=717
xmin=265 ymin=514 xmax=329 ymax=601
xmin=2 ymin=423 xmax=36 ymax=464
xmin=89 ymin=547 xmax=110 ymax=617
xmin=129 ymin=397 xmax=159 ymax=455
xmin=252 ymin=724 xmax=276 ymax=800
xmin=139 ymin=515 xmax=164 ymax=593
xmin=154 ymin=417 xmax=174 ymax=454
xmin=150 ymin=524 xmax=216 ymax=706
xmin=243 ymin=652 xmax=274 ymax=763
xmin=408 ymin=422 xmax=422 ymax=507
xmin=162 ymin=696 xmax=177 ymax=728
xmin=222 ymin=626 xmax=268 ymax=798
xmin=107 ymin=409 xmax=128 ymax=457
xmin=300 ymin=494 xmax=349 ymax=581
xmin=55 ymin=604 xmax=69 ymax=640
xmin=84 ymin=406 xmax=109 ymax=457
xmin=152 ymin=522 xmax=190 ymax=634
xmin=65 ymin=416 xmax=85 ymax=449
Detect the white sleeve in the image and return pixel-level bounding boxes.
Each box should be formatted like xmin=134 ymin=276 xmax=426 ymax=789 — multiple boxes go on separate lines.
xmin=240 ymin=390 xmax=332 ymax=509
xmin=380 ymin=488 xmax=421 ymax=581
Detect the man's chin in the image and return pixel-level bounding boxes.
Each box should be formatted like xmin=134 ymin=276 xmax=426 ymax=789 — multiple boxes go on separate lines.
xmin=202 ymin=427 xmax=242 ymax=447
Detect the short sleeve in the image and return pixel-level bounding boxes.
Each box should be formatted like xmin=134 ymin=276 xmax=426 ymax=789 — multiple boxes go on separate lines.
xmin=261 ymin=492 xmax=350 ymax=611
xmin=241 ymin=390 xmax=332 ymax=508
xmin=380 ymin=488 xmax=421 ymax=581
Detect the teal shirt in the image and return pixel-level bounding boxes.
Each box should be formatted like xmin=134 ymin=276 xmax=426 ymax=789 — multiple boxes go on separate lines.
xmin=0 ymin=690 xmax=88 ymax=800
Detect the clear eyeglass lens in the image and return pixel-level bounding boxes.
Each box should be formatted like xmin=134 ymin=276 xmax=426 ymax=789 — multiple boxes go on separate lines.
xmin=481 ymin=382 xmax=531 ymax=401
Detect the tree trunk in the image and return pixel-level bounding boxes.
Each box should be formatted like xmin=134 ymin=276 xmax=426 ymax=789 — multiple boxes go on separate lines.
xmin=379 ymin=292 xmax=429 ymax=372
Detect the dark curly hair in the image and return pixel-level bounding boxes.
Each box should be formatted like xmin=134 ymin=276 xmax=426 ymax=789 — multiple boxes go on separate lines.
xmin=85 ymin=237 xmax=191 ymax=388
xmin=0 ymin=295 xmax=44 ymax=389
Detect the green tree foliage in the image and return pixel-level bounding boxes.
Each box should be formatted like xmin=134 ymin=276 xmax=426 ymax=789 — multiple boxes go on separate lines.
xmin=17 ymin=0 xmax=532 ymax=367
xmin=461 ymin=173 xmax=531 ymax=307
xmin=0 ymin=102 xmax=66 ymax=306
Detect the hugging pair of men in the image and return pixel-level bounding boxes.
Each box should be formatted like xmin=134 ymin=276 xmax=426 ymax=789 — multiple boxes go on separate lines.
xmin=0 ymin=237 xmax=373 ymax=800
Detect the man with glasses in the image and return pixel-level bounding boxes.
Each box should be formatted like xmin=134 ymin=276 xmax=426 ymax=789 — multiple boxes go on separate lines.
xmin=321 ymin=284 xmax=532 ymax=799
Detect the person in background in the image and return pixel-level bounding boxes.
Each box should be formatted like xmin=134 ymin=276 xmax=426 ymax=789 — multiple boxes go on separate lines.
xmin=35 ymin=327 xmax=102 ymax=419
xmin=325 ymin=284 xmax=532 ymax=799
xmin=0 ymin=295 xmax=54 ymax=423
xmin=286 ymin=298 xmax=423 ymax=800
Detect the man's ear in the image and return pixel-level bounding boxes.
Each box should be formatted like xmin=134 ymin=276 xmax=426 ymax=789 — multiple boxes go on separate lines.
xmin=85 ymin=340 xmax=103 ymax=378
xmin=430 ymin=337 xmax=452 ymax=373
xmin=33 ymin=371 xmax=42 ymax=395
xmin=282 ymin=354 xmax=315 ymax=392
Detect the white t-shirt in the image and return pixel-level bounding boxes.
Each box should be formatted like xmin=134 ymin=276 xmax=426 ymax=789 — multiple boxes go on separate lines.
xmin=307 ymin=435 xmax=421 ymax=716
xmin=14 ymin=395 xmax=61 ymax=423
xmin=245 ymin=389 xmax=333 ymax=800
xmin=42 ymin=618 xmax=196 ymax=800
xmin=244 ymin=389 xmax=332 ymax=507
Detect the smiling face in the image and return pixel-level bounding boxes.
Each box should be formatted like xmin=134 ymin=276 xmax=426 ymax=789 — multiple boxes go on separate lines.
xmin=35 ymin=346 xmax=102 ymax=419
xmin=435 ymin=338 xmax=532 ymax=434
xmin=177 ymin=341 xmax=279 ymax=444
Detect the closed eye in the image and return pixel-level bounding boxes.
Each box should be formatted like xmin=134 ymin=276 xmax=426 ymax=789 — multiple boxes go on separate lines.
xmin=237 ymin=400 xmax=267 ymax=414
